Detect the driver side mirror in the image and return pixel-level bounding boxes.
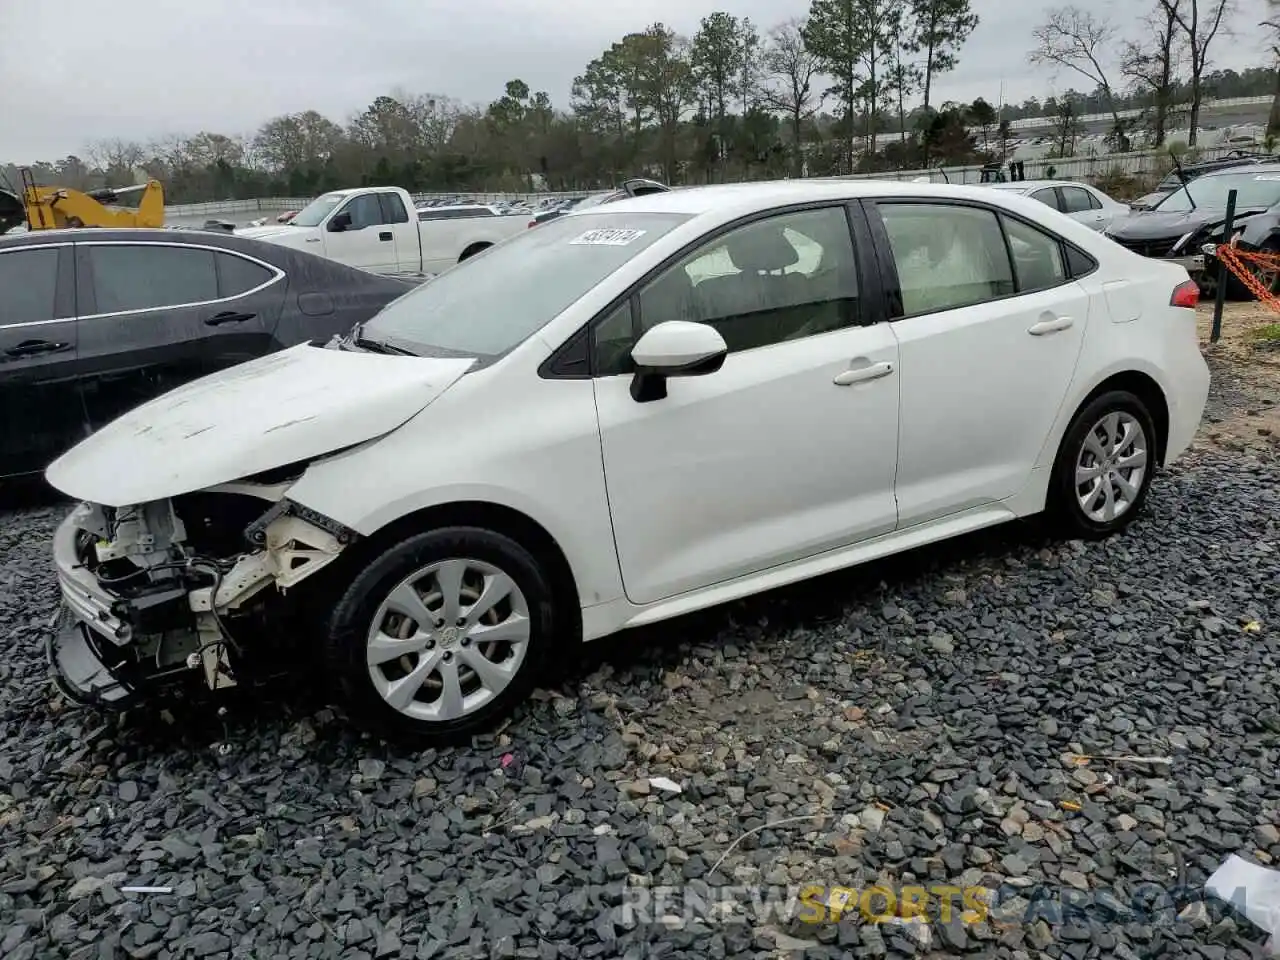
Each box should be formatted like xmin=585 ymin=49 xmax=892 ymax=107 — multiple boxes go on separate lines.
xmin=629 ymin=321 xmax=728 ymax=403
xmin=329 ymin=211 xmax=353 ymax=232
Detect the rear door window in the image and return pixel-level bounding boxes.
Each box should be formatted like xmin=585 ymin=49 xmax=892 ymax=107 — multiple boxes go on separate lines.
xmin=0 ymin=248 xmax=60 ymax=325
xmin=378 ymin=193 xmax=409 ymax=224
xmin=878 ymin=203 xmax=1015 ymax=316
xmin=1060 ymin=187 xmax=1098 ymax=213
xmin=1029 ymin=188 xmax=1062 ymax=211
xmin=87 ymin=245 xmax=218 ymax=314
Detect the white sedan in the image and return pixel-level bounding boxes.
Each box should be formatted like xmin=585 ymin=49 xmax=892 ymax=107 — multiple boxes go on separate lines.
xmin=45 ymin=179 xmax=1210 ymax=741
xmin=987 ymin=179 xmax=1131 ymax=232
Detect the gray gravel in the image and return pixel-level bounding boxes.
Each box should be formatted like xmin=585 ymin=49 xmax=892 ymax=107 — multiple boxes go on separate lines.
xmin=1 ymin=446 xmax=1278 ymax=960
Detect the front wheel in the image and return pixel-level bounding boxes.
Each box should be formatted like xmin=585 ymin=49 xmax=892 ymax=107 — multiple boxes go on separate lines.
xmin=324 ymin=526 xmax=558 ymax=742
xmin=1047 ymin=391 xmax=1157 ymax=539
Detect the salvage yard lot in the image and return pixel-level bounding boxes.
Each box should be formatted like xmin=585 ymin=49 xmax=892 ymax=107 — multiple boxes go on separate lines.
xmin=0 ymin=303 xmax=1277 ymax=960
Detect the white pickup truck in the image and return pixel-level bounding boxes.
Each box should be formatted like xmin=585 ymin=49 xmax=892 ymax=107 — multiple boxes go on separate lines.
xmin=236 ymin=186 xmax=528 ymax=278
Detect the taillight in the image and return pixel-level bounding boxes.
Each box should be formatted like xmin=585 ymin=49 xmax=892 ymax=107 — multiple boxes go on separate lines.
xmin=528 ymin=220 xmax=537 ymax=229
xmin=1170 ymin=279 xmax=1200 ymax=309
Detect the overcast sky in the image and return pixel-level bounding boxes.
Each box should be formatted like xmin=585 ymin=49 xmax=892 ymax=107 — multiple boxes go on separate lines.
xmin=0 ymin=0 xmax=1272 ymax=163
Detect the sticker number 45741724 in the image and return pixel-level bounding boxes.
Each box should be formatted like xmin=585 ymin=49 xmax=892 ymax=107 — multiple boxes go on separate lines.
xmin=569 ymin=228 xmax=647 ymax=246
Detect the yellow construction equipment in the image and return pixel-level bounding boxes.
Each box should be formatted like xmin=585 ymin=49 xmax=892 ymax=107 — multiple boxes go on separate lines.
xmin=17 ymin=167 xmax=165 ymax=230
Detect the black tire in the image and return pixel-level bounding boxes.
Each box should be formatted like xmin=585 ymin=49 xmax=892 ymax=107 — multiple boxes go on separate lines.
xmin=323 ymin=526 xmax=558 ymax=743
xmin=1047 ymin=390 xmax=1158 ymax=540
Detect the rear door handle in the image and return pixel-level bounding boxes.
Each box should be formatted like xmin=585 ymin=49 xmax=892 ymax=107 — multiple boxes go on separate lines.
xmin=4 ymin=339 xmax=71 ymax=358
xmin=833 ymin=360 xmax=894 ymax=386
xmin=305 ymin=237 xmax=321 ymax=243
xmin=1029 ymin=316 xmax=1074 ymax=336
xmin=204 ymin=311 xmax=256 ymax=327
xmin=379 ymin=231 xmax=393 ymax=241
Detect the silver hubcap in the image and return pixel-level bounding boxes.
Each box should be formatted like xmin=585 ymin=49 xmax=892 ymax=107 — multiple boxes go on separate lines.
xmin=366 ymin=558 xmax=531 ymax=722
xmin=1075 ymin=411 xmax=1149 ymax=523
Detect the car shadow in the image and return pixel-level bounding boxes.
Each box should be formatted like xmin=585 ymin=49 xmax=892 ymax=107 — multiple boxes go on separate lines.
xmin=86 ymin=516 xmax=1048 ymax=760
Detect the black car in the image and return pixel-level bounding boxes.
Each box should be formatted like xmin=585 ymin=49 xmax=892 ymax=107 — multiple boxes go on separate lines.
xmin=528 ymin=178 xmax=670 ymax=228
xmin=1129 ymin=151 xmax=1278 ymax=210
xmin=1105 ymin=163 xmax=1280 ymax=295
xmin=0 ymin=228 xmax=416 ymax=479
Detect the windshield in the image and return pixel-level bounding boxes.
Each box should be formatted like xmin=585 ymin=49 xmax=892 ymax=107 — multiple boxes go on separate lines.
xmin=363 ymin=211 xmax=691 ymax=358
xmin=1155 ymin=171 xmax=1280 ymax=213
xmin=290 ymin=192 xmax=346 ymax=227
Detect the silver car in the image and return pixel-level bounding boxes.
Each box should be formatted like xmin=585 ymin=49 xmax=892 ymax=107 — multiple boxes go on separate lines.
xmin=987 ymin=180 xmax=1130 ymax=233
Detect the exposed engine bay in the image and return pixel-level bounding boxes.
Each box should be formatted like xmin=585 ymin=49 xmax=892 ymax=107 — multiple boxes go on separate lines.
xmin=50 ymin=485 xmax=356 ymax=706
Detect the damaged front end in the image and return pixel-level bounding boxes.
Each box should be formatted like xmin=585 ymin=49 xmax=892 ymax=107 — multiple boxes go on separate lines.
xmin=50 ymin=485 xmax=356 ymax=707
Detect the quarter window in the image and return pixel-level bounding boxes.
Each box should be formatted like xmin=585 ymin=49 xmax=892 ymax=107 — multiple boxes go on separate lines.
xmin=0 ymin=248 xmax=60 ymax=325
xmin=88 ymin=245 xmax=218 ymax=314
xmin=215 ymin=252 xmax=274 ymax=298
xmin=1002 ymin=217 xmax=1067 ymax=292
xmin=593 ymin=301 xmax=636 ymax=376
xmin=633 ymin=206 xmax=860 ymax=356
xmin=879 ymin=203 xmax=1015 ymax=316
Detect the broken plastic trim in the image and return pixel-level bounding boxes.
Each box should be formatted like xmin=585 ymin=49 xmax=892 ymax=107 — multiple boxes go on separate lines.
xmin=243 ymin=498 xmax=358 ymax=550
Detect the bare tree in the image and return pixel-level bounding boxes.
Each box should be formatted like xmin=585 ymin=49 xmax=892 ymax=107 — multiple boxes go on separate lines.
xmin=1157 ymin=0 xmax=1232 ymax=146
xmin=1051 ymin=99 xmax=1084 ymax=157
xmin=1121 ymin=2 xmax=1184 ymax=147
xmin=1029 ymin=6 xmax=1129 ymax=150
xmin=762 ymin=18 xmax=825 ymax=176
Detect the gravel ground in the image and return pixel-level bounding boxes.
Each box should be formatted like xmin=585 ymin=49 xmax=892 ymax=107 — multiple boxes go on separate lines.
xmin=2 ymin=426 xmax=1279 ymax=958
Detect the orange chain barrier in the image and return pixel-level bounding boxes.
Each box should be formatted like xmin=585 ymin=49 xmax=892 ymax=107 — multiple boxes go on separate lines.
xmin=1213 ymin=242 xmax=1280 ymax=311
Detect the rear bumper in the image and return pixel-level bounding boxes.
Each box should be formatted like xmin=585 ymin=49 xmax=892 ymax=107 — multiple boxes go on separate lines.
xmin=1164 ymin=347 xmax=1211 ymax=465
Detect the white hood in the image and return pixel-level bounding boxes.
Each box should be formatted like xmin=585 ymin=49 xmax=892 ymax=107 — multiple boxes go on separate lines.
xmin=46 ymin=343 xmax=475 ymax=506
xmin=235 ymin=224 xmax=303 ymax=241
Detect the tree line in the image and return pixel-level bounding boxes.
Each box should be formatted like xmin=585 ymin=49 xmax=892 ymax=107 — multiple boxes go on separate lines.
xmin=4 ymin=0 xmax=1275 ymax=203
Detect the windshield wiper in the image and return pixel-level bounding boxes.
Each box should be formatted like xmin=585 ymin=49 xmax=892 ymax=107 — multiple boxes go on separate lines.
xmin=346 ymin=322 xmax=417 ymax=356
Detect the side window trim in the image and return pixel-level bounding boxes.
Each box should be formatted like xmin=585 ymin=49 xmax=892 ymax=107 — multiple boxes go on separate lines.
xmin=75 ymin=241 xmax=284 ymax=321
xmin=864 ymin=197 xmax=1085 ymax=320
xmin=539 ymin=200 xmax=871 ymax=381
xmin=0 ymin=243 xmax=77 ymax=327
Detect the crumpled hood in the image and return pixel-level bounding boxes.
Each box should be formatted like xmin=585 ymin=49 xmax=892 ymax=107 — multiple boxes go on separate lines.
xmin=46 ymin=342 xmax=475 ymax=507
xmin=235 ymin=224 xmax=303 ymax=241
xmin=1108 ymin=207 xmax=1267 ymax=242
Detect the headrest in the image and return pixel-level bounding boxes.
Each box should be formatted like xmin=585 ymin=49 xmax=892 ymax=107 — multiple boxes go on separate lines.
xmin=725 ymin=228 xmax=799 ymax=273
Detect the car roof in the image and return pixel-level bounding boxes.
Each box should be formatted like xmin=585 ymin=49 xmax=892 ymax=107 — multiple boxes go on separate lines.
xmin=593 ymin=179 xmax=1069 ymax=217
xmin=987 ymin=180 xmax=1089 ymax=191
xmin=0 ymin=227 xmax=287 ymax=256
xmin=1199 ymin=162 xmax=1280 ymax=178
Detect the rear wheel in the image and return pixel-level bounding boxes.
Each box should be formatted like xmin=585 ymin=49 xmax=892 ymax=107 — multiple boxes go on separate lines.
xmin=459 ymin=242 xmax=492 ymax=262
xmin=324 ymin=526 xmax=557 ymax=742
xmin=1047 ymin=391 xmax=1157 ymax=539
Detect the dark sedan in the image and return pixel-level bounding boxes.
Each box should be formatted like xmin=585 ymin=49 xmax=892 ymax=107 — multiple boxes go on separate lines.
xmin=0 ymin=228 xmax=417 ymax=479
xmin=1105 ymin=164 xmax=1280 ymax=295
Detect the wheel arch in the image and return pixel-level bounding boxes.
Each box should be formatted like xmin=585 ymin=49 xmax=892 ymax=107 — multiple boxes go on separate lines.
xmin=340 ymin=499 xmax=582 ymax=641
xmin=458 ymin=241 xmax=492 ymax=262
xmin=1068 ymin=370 xmax=1170 ymax=465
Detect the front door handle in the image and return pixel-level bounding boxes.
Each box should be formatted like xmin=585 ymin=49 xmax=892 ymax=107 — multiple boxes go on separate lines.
xmin=305 ymin=237 xmax=321 ymax=243
xmin=379 ymin=231 xmax=393 ymax=241
xmin=4 ymin=339 xmax=71 ymax=358
xmin=1028 ymin=316 xmax=1074 ymax=336
xmin=204 ymin=311 xmax=256 ymax=327
xmin=833 ymin=360 xmax=894 ymax=386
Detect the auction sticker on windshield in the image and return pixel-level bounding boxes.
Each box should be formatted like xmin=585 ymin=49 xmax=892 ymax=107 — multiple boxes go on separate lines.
xmin=570 ymin=228 xmax=647 ymax=246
